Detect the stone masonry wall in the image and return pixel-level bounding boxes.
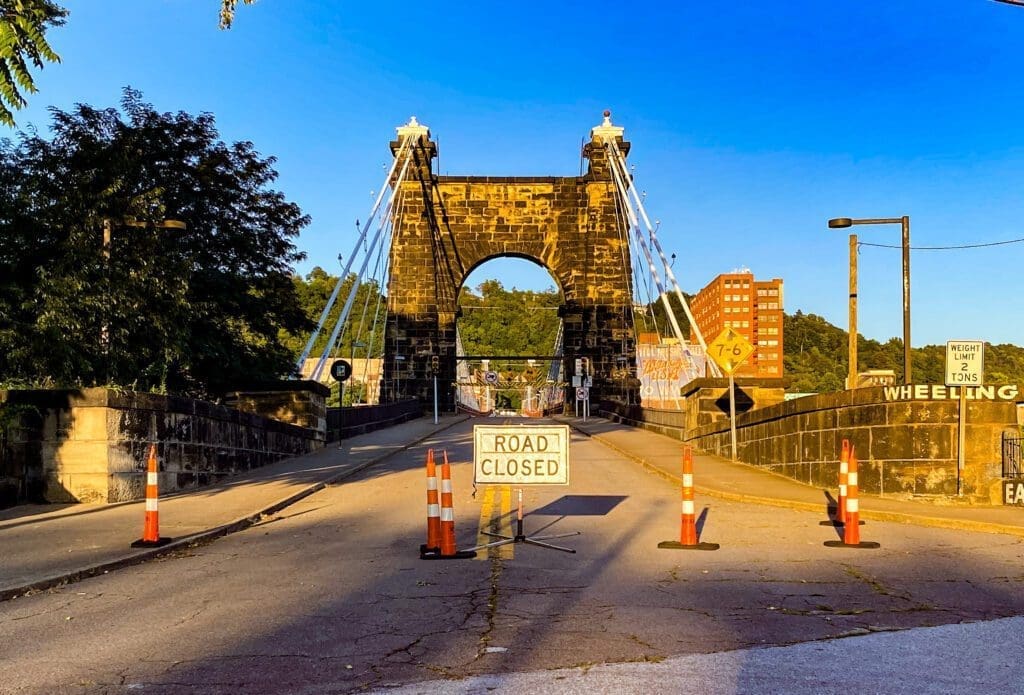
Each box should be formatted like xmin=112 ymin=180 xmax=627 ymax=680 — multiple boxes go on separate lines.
xmin=1 ymin=388 xmax=322 ymax=505
xmin=601 ymin=384 xmax=1022 ymax=501
xmin=382 ymin=132 xmax=637 ymax=410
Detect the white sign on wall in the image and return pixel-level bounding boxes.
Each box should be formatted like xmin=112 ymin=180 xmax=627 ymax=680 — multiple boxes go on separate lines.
xmin=945 ymin=340 xmax=984 ymax=387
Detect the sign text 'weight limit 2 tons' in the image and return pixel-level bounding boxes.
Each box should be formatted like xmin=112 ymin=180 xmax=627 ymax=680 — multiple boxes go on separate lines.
xmin=945 ymin=340 xmax=984 ymax=386
xmin=473 ymin=425 xmax=570 ymax=486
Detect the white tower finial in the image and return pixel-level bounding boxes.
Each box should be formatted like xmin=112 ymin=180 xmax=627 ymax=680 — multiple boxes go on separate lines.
xmin=591 ymin=109 xmax=624 ymax=140
xmin=397 ymin=115 xmax=430 ymax=139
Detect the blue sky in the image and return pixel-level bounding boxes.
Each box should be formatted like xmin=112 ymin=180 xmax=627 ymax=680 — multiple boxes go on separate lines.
xmin=7 ymin=0 xmax=1024 ymax=347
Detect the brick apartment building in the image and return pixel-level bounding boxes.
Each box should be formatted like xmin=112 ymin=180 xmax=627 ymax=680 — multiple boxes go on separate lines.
xmin=690 ymin=270 xmax=784 ymax=378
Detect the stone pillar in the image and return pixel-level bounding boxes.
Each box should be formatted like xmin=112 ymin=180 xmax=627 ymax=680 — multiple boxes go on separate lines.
xmin=381 ymin=112 xmax=640 ymax=410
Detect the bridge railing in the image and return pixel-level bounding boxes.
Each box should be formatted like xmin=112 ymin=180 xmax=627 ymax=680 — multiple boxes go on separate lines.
xmin=326 ymin=399 xmax=423 ymax=442
xmin=1003 ymin=432 xmax=1022 ymax=478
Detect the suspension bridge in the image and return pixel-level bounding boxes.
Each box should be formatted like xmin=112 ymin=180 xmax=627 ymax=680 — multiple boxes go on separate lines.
xmin=295 ymin=111 xmax=719 ymax=415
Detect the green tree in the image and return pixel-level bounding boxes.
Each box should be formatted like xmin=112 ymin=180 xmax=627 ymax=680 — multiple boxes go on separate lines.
xmin=0 ymin=89 xmax=310 ymax=396
xmin=0 ymin=1 xmax=253 ymax=126
xmin=219 ymin=0 xmax=256 ymax=28
xmin=0 ymin=0 xmax=66 ymax=126
xmin=456 ymin=280 xmax=561 ymax=362
xmin=284 ymin=267 xmax=388 ymax=365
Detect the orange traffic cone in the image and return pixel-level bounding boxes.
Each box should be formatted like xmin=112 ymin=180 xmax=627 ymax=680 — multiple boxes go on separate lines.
xmin=419 ymin=449 xmax=442 ymax=556
xmin=838 ymin=438 xmax=850 ymax=524
xmin=422 ymin=450 xmax=475 ymax=560
xmin=820 ymin=439 xmax=850 ymax=527
xmin=658 ymin=447 xmax=719 ymax=551
xmin=825 ymin=445 xmax=879 ymax=549
xmin=131 ymin=443 xmax=172 ymax=548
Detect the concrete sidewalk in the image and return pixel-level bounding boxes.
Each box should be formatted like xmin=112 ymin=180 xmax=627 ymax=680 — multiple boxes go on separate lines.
xmin=0 ymin=415 xmax=468 ymax=601
xmin=556 ymin=415 xmax=1024 ymax=538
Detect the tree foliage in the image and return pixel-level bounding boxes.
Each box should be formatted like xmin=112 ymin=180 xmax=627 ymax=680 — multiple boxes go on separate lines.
xmin=0 ymin=1 xmax=253 ymax=126
xmin=783 ymin=310 xmax=1024 ymax=392
xmin=284 ymin=267 xmax=388 ymax=364
xmin=0 ymin=89 xmax=310 ymax=396
xmin=457 ymin=280 xmax=562 ymax=361
xmin=219 ymin=0 xmax=256 ymax=29
xmin=0 ymin=0 xmax=66 ymax=126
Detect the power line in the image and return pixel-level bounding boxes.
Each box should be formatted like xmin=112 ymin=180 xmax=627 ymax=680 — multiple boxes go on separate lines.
xmin=859 ymin=237 xmax=1024 ymax=251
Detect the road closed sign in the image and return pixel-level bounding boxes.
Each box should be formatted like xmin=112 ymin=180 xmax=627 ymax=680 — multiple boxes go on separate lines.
xmin=945 ymin=340 xmax=984 ymax=387
xmin=473 ymin=425 xmax=570 ymax=485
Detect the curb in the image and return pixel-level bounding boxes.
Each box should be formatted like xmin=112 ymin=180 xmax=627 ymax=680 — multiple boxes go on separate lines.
xmin=561 ymin=419 xmax=1024 ymax=541
xmin=0 ymin=416 xmax=469 ymax=602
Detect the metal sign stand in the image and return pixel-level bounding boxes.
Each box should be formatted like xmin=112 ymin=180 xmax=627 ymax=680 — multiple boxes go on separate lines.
xmin=473 ymin=488 xmax=580 ymax=554
xmin=728 ymin=371 xmax=737 ymax=461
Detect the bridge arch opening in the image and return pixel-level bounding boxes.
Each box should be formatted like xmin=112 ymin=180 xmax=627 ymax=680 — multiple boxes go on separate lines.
xmin=456 ymin=257 xmax=564 ymax=415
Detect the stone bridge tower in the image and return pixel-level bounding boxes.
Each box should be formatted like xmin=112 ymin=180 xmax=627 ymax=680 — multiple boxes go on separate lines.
xmin=381 ymin=114 xmax=638 ymax=411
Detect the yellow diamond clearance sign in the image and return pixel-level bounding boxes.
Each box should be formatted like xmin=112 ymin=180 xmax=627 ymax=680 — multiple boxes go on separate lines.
xmin=708 ymin=327 xmax=754 ymax=374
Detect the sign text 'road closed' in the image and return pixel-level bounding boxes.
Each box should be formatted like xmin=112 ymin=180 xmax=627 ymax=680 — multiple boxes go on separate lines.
xmin=473 ymin=425 xmax=570 ymax=485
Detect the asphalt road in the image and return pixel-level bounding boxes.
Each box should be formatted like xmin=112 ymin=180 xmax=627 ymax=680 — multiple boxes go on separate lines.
xmin=2 ymin=418 xmax=1023 ymax=694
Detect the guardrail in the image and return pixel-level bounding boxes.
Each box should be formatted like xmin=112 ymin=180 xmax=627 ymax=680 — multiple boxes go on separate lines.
xmin=1003 ymin=433 xmax=1022 ymax=478
xmin=326 ymin=399 xmax=423 ymax=442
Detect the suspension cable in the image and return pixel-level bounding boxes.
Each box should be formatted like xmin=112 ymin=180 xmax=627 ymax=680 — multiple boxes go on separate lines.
xmin=294 ymin=137 xmax=413 ymax=374
xmin=311 ymin=142 xmax=415 ymax=381
xmin=604 ymin=142 xmax=687 ymax=347
xmin=604 ymin=138 xmax=722 ymax=377
xmin=358 ymin=186 xmax=400 ymax=390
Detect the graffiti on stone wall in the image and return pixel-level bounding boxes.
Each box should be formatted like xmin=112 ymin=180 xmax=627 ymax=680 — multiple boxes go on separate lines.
xmin=636 ymin=343 xmax=705 ymax=409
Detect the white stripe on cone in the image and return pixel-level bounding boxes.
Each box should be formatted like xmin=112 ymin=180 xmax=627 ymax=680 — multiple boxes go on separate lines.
xmin=682 ymin=474 xmax=694 ymax=488
xmin=440 ymin=508 xmax=454 ymax=522
xmin=681 ymin=500 xmax=695 ymax=515
xmin=846 ymin=499 xmax=859 ymax=513
xmin=145 ymin=498 xmax=159 ymax=512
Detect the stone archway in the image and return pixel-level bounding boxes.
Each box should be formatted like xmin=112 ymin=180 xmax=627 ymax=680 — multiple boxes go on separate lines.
xmin=381 ymin=117 xmax=638 ymax=411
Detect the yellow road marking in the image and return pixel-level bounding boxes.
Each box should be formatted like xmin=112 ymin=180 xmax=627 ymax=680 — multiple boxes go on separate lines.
xmin=476 ymin=486 xmax=495 ymax=555
xmin=475 ymin=485 xmax=514 ymax=560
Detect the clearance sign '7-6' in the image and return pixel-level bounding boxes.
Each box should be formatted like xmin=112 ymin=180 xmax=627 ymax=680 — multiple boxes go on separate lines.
xmin=708 ymin=327 xmax=754 ymax=374
xmin=473 ymin=425 xmax=570 ymax=485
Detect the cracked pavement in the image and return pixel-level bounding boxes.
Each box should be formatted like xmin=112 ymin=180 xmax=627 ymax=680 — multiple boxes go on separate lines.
xmin=2 ymin=418 xmax=1023 ymax=693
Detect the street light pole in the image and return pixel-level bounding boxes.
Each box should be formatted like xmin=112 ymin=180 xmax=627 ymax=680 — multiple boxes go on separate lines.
xmin=100 ymin=217 xmax=187 ymax=383
xmin=901 ymin=215 xmax=911 ymax=385
xmin=848 ymin=233 xmax=858 ymax=389
xmin=828 ymin=216 xmax=912 ymax=385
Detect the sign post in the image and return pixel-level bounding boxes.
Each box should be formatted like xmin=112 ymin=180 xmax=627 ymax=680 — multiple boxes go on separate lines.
xmin=471 ymin=425 xmax=579 ymax=553
xmin=576 ymin=387 xmax=589 ymax=421
xmin=483 ymin=369 xmax=498 ymax=413
xmin=707 ymin=328 xmax=755 ymax=461
xmin=946 ymin=340 xmax=984 ymax=496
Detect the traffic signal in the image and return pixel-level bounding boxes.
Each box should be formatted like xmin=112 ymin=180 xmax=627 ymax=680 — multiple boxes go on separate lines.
xmin=430 ymin=355 xmax=439 ymax=374
xmin=580 ymin=357 xmax=589 ymax=375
